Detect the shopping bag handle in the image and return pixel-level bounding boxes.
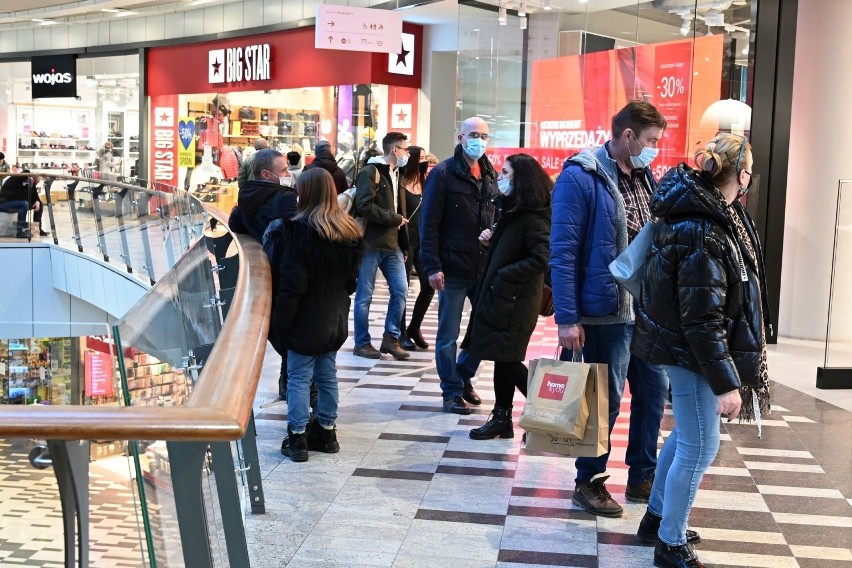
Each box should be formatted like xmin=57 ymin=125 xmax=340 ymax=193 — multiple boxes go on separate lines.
xmin=553 ymin=346 xmax=583 ymax=362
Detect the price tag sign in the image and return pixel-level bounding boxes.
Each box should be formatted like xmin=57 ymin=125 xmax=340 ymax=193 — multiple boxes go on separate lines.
xmin=315 ymin=5 xmax=402 ymax=54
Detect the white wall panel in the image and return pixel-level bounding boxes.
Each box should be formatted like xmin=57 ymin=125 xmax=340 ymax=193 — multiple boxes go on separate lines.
xmin=146 ymin=15 xmax=166 ymax=42
xmin=110 ymin=20 xmax=129 ymax=44
xmin=17 ymin=29 xmax=34 ymax=52
xmin=50 ymin=248 xmax=67 ymax=291
xmin=1 ymin=31 xmax=16 ymax=54
xmin=0 ymin=248 xmax=33 ymax=339
xmin=33 ymin=28 xmax=51 ymax=49
xmin=223 ymin=3 xmax=245 ymax=32
xmin=243 ymin=0 xmax=265 ymax=29
xmin=76 ymin=257 xmax=96 ymax=306
xmin=68 ymin=24 xmax=88 ymax=49
xmin=98 ymin=22 xmax=111 ymax=45
xmin=203 ymin=5 xmax=225 ymax=35
xmin=164 ymin=12 xmax=186 ymax=40
xmin=264 ymin=0 xmax=283 ymax=22
xmin=62 ymin=251 xmax=81 ymax=298
xmin=102 ymin=273 xmax=120 ymax=318
xmin=50 ymin=26 xmax=69 ymax=50
xmin=127 ymin=20 xmax=146 ymax=44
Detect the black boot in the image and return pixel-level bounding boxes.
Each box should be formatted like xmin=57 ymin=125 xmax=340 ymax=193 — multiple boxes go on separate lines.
xmin=399 ymin=328 xmax=417 ymax=351
xmin=307 ymin=420 xmax=340 ymax=453
xmin=654 ymin=542 xmax=705 ymax=568
xmin=407 ymin=326 xmax=428 ymax=349
xmin=281 ymin=426 xmax=308 ymax=462
xmin=638 ymin=509 xmax=701 ymax=544
xmin=469 ymin=406 xmax=514 ymax=440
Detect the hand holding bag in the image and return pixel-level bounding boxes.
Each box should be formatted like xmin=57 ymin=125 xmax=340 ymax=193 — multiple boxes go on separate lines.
xmin=518 ymin=355 xmax=594 ymax=439
xmin=608 ymin=220 xmax=656 ymax=298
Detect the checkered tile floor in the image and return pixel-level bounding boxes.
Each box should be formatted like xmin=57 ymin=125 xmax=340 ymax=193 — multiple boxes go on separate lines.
xmin=0 ymin=280 xmax=850 ymax=567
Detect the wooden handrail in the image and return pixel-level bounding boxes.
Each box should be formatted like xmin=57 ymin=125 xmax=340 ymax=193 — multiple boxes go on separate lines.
xmin=0 ymin=205 xmax=273 ymax=441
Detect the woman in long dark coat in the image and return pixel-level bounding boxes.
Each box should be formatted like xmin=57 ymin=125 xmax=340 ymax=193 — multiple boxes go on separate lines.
xmin=463 ymin=153 xmax=551 ymax=440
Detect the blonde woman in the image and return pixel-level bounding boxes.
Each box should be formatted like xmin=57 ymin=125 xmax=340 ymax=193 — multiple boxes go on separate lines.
xmin=632 ymin=133 xmax=771 ymax=568
xmin=272 ymin=168 xmax=364 ymax=462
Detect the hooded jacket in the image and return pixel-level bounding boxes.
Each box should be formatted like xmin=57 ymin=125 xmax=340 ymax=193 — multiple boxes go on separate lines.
xmin=549 ymin=143 xmax=656 ymax=326
xmin=419 ymin=144 xmax=498 ymax=282
xmin=304 ymin=144 xmax=349 ymax=194
xmin=631 ymin=164 xmax=771 ymax=395
xmin=270 ymin=219 xmax=364 ymax=355
xmin=463 ymin=199 xmax=551 ymax=362
xmin=228 ymin=179 xmax=297 ymax=242
xmin=354 ymin=157 xmax=409 ymax=255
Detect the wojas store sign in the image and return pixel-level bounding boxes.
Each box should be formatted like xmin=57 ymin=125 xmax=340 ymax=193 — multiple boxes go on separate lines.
xmin=31 ymin=54 xmax=77 ymax=98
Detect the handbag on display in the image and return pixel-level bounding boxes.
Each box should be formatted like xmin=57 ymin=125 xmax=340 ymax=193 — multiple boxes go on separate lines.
xmin=609 ymin=220 xmax=656 ymax=298
xmin=238 ymin=106 xmax=256 ymax=120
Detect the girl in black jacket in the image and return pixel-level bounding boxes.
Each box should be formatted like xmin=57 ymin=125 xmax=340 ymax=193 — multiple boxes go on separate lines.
xmin=631 ymin=134 xmax=770 ymax=568
xmin=463 ymin=154 xmax=552 ymax=440
xmin=272 ymin=168 xmax=364 ymax=463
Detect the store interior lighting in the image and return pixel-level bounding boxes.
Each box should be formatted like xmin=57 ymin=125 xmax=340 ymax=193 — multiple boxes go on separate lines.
xmin=520 ymin=15 xmax=527 ymax=29
xmin=543 ymin=0 xmax=552 ymax=11
xmin=499 ymin=6 xmax=507 ymax=24
xmin=518 ymin=3 xmax=527 ymax=16
xmin=680 ymin=18 xmax=692 ymax=36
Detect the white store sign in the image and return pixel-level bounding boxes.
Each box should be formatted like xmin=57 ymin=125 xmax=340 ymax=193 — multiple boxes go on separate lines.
xmin=315 ymin=5 xmax=402 ymax=54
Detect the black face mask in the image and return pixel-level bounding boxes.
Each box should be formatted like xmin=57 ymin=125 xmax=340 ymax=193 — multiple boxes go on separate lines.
xmin=418 ymin=161 xmax=429 ymax=174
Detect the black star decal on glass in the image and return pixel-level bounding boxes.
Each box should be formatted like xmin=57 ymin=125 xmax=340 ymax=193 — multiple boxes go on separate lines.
xmin=212 ymin=58 xmax=222 ymax=76
xmin=395 ymin=46 xmax=410 ymax=67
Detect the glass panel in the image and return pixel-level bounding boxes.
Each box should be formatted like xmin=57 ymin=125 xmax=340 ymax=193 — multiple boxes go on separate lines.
xmin=0 ymin=323 xmax=151 ymax=566
xmin=824 ymin=180 xmax=852 ymax=368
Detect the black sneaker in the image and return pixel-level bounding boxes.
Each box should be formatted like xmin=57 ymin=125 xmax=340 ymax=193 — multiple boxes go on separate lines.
xmin=654 ymin=542 xmax=705 ymax=568
xmin=307 ymin=421 xmax=340 ymax=453
xmin=637 ymin=509 xmax=701 ymax=545
xmin=281 ymin=427 xmax=308 ymax=462
xmin=572 ymin=475 xmax=623 ymax=517
xmin=443 ymin=396 xmax=471 ymax=415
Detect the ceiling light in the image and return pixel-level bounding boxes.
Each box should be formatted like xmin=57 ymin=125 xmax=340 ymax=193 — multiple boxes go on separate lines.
xmin=543 ymin=0 xmax=552 ymax=10
xmin=499 ymin=6 xmax=507 ymax=24
xmin=741 ymin=46 xmax=749 ymax=55
xmin=32 ymin=18 xmax=57 ymax=24
xmin=101 ymin=8 xmax=121 ymax=12
xmin=579 ymin=0 xmax=588 ymax=3
xmin=520 ymin=15 xmax=527 ymax=29
xmin=518 ymin=3 xmax=527 ymax=16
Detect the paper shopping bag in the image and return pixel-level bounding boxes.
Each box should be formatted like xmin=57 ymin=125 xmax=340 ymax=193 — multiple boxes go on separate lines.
xmin=524 ymin=361 xmax=609 ymax=457
xmin=518 ymin=358 xmax=593 ymax=439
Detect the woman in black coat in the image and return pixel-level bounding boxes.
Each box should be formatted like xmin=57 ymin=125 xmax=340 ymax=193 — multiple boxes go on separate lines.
xmin=631 ymin=133 xmax=771 ymax=568
xmin=271 ymin=168 xmax=364 ymax=463
xmin=463 ymin=153 xmax=551 ymax=440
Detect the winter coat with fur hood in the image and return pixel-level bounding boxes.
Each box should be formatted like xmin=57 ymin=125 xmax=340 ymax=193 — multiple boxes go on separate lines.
xmin=631 ymin=164 xmax=771 ymax=396
xmin=270 ymin=219 xmax=364 ymax=356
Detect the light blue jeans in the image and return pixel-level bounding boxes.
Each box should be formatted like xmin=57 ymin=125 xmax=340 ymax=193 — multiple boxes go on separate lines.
xmin=435 ymin=277 xmax=481 ymax=400
xmin=648 ymin=364 xmax=722 ymax=546
xmin=354 ymin=249 xmax=408 ymax=347
xmin=286 ymin=351 xmax=339 ymax=433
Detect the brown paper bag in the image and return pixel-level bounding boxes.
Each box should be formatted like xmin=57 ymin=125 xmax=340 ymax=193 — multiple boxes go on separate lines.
xmin=518 ymin=358 xmax=593 ymax=439
xmin=524 ymin=361 xmax=609 ymax=457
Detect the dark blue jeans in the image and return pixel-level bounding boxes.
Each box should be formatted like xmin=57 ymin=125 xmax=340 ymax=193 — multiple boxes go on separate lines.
xmin=562 ymin=322 xmax=668 ymax=484
xmin=435 ymin=277 xmax=481 ymax=400
xmin=0 ymin=200 xmax=30 ymax=231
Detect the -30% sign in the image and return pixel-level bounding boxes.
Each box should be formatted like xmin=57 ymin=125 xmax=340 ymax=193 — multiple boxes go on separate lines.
xmin=660 ymin=76 xmax=685 ymax=98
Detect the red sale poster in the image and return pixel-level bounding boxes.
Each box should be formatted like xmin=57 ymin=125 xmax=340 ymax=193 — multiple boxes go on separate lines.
xmin=85 ymin=351 xmax=115 ymax=397
xmin=510 ymin=35 xmax=726 ymax=180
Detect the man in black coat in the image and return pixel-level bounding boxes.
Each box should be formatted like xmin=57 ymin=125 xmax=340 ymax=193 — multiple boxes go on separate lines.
xmin=0 ymin=170 xmax=44 ymax=238
xmin=419 ymin=116 xmax=497 ymax=414
xmin=304 ymin=140 xmax=349 ymax=194
xmin=228 ymin=148 xmax=297 ymax=400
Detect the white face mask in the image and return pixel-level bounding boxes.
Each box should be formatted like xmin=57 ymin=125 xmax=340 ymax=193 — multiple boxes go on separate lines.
xmin=628 ymin=133 xmax=659 ymax=169
xmin=497 ymin=178 xmax=513 ymax=196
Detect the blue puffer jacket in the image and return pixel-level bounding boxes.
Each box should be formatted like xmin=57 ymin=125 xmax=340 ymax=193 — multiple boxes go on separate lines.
xmin=549 ymin=143 xmax=654 ymax=326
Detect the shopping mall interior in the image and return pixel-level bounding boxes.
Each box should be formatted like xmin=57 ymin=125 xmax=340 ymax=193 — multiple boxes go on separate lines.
xmin=0 ymin=0 xmax=850 ymax=566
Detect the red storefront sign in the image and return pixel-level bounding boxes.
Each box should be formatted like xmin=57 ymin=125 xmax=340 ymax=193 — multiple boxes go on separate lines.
xmin=85 ymin=351 xmax=114 ymax=397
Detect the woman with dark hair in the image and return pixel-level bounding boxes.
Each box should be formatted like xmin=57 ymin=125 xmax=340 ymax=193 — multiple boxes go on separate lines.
xmin=462 ymin=153 xmax=552 ymax=440
xmin=397 ymin=145 xmax=435 ymax=349
xmin=272 ymin=168 xmax=364 ymax=462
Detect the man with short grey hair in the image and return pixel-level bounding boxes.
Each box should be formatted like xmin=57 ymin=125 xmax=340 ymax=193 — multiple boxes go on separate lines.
xmin=238 ymin=137 xmax=270 ymax=187
xmin=229 ymin=148 xmax=294 ymax=242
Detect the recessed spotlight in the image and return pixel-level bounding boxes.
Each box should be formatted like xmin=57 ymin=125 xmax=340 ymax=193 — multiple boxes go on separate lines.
xmin=544 ymin=0 xmax=552 ymax=10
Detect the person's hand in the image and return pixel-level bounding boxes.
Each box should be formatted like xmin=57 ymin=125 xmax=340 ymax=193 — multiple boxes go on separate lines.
xmin=429 ymin=271 xmax=445 ymax=292
xmin=399 ymin=217 xmax=409 ymax=229
xmin=403 ymin=254 xmax=408 ymax=263
xmin=479 ymin=228 xmax=493 ymax=244
xmin=33 ymin=201 xmax=41 ymax=212
xmin=558 ymin=324 xmax=584 ymax=353
xmin=716 ymin=390 xmax=742 ymax=420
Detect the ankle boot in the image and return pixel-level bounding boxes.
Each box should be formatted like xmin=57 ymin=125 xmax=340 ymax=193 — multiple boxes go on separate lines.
xmin=469 ymin=406 xmax=514 ymax=440
xmin=380 ymin=333 xmax=410 ymax=359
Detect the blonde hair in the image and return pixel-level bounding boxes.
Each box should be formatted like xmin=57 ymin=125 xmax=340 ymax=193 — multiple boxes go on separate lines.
xmin=294 ymin=168 xmax=362 ymax=242
xmin=694 ymin=133 xmax=752 ymax=187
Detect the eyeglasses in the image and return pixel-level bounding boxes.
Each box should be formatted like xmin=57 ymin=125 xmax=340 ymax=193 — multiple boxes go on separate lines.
xmin=394 ymin=146 xmax=410 ymax=154
xmin=463 ymin=132 xmax=489 ymax=140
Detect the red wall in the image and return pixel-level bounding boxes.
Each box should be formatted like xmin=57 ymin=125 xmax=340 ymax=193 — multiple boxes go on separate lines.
xmin=147 ymin=25 xmax=422 ymax=96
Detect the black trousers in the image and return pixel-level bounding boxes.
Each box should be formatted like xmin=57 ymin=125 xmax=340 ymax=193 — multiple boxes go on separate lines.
xmin=401 ymin=245 xmax=435 ymax=332
xmin=494 ymin=361 xmax=528 ymax=408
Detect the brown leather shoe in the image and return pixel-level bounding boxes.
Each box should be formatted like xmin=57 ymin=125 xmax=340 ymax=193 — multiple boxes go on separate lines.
xmin=380 ymin=333 xmax=410 ymax=360
xmin=572 ymin=475 xmax=623 ymax=517
xmin=626 ymin=478 xmax=653 ymax=503
xmin=353 ymin=344 xmax=382 ymax=359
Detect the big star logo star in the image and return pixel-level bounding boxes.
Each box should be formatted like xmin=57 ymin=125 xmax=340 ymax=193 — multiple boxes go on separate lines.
xmin=209 ymin=49 xmax=225 ymax=84
xmin=388 ymin=33 xmax=414 ymax=76
xmin=154 ymin=107 xmax=174 ymax=128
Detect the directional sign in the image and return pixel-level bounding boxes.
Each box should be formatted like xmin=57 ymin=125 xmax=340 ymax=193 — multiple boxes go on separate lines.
xmin=315 ymin=5 xmax=402 ymax=54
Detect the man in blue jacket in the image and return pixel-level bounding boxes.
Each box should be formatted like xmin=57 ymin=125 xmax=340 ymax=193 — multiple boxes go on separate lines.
xmin=420 ymin=116 xmax=497 ymax=414
xmin=550 ymin=101 xmax=669 ymax=517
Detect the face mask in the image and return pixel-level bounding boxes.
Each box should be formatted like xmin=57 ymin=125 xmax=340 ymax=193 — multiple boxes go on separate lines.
xmin=395 ymin=150 xmax=409 ymax=169
xmin=464 ymin=137 xmax=487 ymax=160
xmin=738 ymin=171 xmax=753 ymax=197
xmin=628 ymin=133 xmax=659 ymax=169
xmin=418 ymin=161 xmax=429 ymax=174
xmin=265 ymin=171 xmax=282 ymax=185
xmin=497 ymin=178 xmax=513 ymax=196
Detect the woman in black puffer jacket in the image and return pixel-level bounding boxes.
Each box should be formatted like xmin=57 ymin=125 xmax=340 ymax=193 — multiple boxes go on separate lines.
xmin=631 ymin=133 xmax=771 ymax=568
xmin=462 ymin=153 xmax=551 ymax=441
